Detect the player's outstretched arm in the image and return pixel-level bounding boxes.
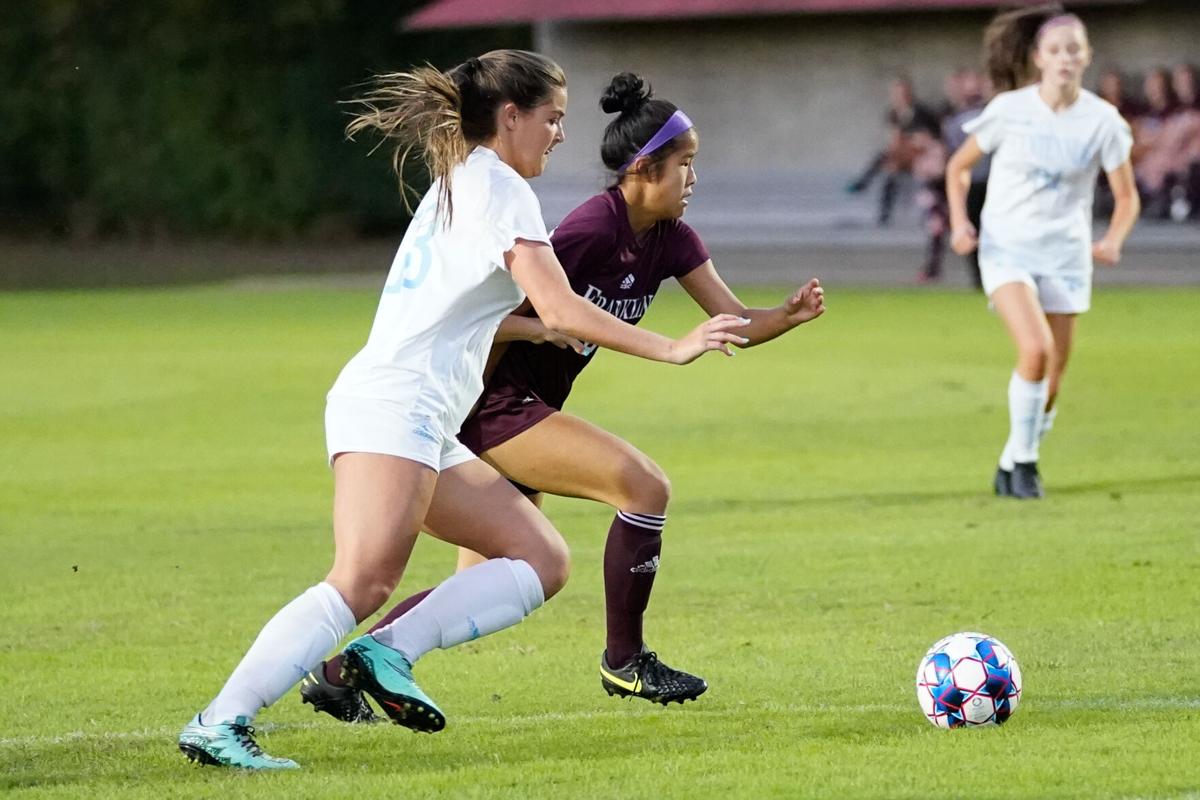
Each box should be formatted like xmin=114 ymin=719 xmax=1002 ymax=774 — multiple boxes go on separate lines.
xmin=1093 ymin=159 xmax=1139 ymax=266
xmin=677 ymin=262 xmax=825 ymax=348
xmin=507 ymin=240 xmax=749 ymax=364
xmin=946 ymin=136 xmax=983 ymax=256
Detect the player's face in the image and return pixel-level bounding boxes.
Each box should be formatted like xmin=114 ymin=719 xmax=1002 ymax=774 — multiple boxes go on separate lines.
xmin=508 ymin=86 xmax=567 ymax=178
xmin=1034 ymin=23 xmax=1091 ymax=92
xmin=645 ymin=130 xmax=699 ymax=220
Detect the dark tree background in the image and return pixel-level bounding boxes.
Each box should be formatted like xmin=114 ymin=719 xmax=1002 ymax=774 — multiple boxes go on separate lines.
xmin=0 ymin=1 xmax=529 ymax=240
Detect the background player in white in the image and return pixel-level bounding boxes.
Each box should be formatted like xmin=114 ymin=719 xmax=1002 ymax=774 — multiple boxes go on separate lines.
xmin=178 ymin=49 xmax=750 ymax=770
xmin=945 ymin=5 xmax=1138 ymax=498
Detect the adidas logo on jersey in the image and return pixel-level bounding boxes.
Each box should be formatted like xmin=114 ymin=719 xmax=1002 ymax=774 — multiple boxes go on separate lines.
xmin=620 ymin=274 xmax=635 ymax=290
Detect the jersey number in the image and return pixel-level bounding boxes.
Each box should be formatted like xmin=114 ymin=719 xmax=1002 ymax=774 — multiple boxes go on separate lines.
xmin=384 ymin=204 xmax=436 ymax=293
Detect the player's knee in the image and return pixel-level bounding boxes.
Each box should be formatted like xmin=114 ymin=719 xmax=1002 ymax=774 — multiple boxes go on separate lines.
xmin=614 ymin=454 xmax=671 ymax=513
xmin=529 ymin=537 xmax=571 ymax=599
xmin=1018 ymin=340 xmax=1053 ymax=378
xmin=329 ymin=572 xmax=398 ymax=621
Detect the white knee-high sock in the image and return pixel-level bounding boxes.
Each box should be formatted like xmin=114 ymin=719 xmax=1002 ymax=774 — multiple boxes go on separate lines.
xmin=202 ymin=582 xmax=355 ymax=724
xmin=371 ymin=558 xmax=544 ymax=663
xmin=999 ymin=371 xmax=1048 ymax=468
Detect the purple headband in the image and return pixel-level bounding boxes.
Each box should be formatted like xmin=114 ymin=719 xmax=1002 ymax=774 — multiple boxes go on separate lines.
xmin=621 ymin=109 xmax=694 ymax=171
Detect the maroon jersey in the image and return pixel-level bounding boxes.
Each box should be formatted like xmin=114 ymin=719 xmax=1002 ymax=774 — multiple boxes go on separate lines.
xmin=458 ymin=187 xmax=709 ymax=454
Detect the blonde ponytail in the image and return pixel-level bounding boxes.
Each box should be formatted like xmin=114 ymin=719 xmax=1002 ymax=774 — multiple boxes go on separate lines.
xmin=345 ymin=50 xmax=566 ymax=225
xmin=345 ymin=67 xmax=468 ymax=220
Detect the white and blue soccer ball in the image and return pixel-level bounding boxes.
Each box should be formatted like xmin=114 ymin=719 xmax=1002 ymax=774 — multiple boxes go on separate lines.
xmin=915 ymin=631 xmax=1022 ymax=728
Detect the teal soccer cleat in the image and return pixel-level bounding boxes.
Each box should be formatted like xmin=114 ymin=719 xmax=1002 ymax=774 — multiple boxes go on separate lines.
xmin=178 ymin=714 xmax=299 ymax=770
xmin=340 ymin=635 xmax=446 ymax=733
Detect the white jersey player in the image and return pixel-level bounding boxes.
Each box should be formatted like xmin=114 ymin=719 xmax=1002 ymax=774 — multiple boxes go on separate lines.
xmin=178 ymin=49 xmax=750 ymax=770
xmin=946 ymin=7 xmax=1138 ymax=499
xmin=326 ymin=147 xmax=550 ymax=471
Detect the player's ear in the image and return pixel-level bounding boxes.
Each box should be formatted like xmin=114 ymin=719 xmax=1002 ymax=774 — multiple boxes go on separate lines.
xmin=498 ymin=100 xmax=520 ymax=131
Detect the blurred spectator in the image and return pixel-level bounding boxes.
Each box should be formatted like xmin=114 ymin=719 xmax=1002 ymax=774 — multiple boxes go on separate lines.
xmin=1133 ymin=66 xmax=1200 ymax=220
xmin=854 ymin=62 xmax=1200 ymax=235
xmin=846 ymin=76 xmax=941 ymax=226
xmin=910 ymin=125 xmax=949 ymax=282
xmin=939 ymin=68 xmax=967 ymax=118
xmin=1173 ymin=63 xmax=1199 ymax=109
xmin=942 ymin=70 xmax=990 ymax=289
xmin=1097 ymin=67 xmax=1145 ymax=119
xmin=939 ymin=66 xmax=987 ymax=119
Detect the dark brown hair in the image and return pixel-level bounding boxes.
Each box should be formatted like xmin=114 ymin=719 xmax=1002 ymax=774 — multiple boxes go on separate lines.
xmin=345 ymin=49 xmax=566 ymax=221
xmin=599 ymin=72 xmax=686 ymax=180
xmin=983 ymin=4 xmax=1082 ymax=92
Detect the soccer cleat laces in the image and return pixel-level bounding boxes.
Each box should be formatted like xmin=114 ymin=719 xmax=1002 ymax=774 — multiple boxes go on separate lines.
xmin=600 ymin=646 xmax=708 ymax=705
xmin=178 ymin=714 xmax=299 ymax=770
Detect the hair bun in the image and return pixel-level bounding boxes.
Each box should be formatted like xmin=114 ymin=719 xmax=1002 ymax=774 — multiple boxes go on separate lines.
xmin=600 ymin=72 xmax=651 ymax=115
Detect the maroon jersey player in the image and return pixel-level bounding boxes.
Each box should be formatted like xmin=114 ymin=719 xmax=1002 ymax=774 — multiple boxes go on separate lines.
xmin=304 ymin=72 xmax=825 ymax=718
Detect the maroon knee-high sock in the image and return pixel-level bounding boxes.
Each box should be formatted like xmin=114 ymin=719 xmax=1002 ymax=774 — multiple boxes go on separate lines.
xmin=603 ymin=511 xmax=666 ymax=668
xmin=323 ymin=587 xmax=433 ymax=686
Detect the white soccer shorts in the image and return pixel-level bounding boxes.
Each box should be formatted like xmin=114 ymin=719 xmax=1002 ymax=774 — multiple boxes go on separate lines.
xmin=981 ymin=262 xmax=1091 ymax=314
xmin=325 ymin=395 xmax=477 ymax=471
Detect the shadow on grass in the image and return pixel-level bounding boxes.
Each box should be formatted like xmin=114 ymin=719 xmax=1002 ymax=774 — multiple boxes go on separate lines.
xmin=677 ymin=472 xmax=1200 ymax=513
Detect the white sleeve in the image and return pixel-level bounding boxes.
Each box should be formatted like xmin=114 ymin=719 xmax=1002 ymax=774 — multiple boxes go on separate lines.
xmin=962 ymin=94 xmax=1007 ymax=153
xmin=1100 ymin=113 xmax=1134 ymax=173
xmin=489 ymin=178 xmax=551 ymax=268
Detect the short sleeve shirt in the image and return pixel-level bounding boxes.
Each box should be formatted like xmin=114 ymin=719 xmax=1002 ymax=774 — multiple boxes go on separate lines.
xmin=328 ymin=146 xmax=549 ymax=435
xmin=965 ymin=86 xmax=1132 ymax=275
xmin=484 ymin=187 xmax=710 ymax=410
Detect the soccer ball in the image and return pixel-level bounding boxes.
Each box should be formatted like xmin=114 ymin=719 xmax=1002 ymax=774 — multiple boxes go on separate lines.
xmin=915 ymin=631 xmax=1022 ymax=728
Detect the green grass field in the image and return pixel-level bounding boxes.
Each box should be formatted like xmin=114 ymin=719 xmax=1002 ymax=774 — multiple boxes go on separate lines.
xmin=2 ymin=283 xmax=1198 ymax=798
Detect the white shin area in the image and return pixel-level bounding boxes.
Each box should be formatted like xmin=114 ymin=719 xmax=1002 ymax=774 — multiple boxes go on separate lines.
xmin=999 ymin=371 xmax=1048 ymax=468
xmin=202 ymin=581 xmax=355 ymax=725
xmin=370 ymin=557 xmax=544 ymax=663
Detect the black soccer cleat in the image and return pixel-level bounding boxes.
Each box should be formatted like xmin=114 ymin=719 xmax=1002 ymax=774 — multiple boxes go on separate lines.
xmin=600 ymin=646 xmax=708 ymax=705
xmin=993 ymin=467 xmax=1013 ymax=497
xmin=300 ymin=662 xmax=380 ymax=724
xmin=1010 ymin=461 xmax=1044 ymax=499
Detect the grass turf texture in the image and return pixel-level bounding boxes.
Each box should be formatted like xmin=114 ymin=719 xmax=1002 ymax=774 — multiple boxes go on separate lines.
xmin=1 ymin=284 xmax=1198 ymax=799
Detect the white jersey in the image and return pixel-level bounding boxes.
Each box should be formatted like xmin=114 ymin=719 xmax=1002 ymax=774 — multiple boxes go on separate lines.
xmin=965 ymin=86 xmax=1132 ymax=275
xmin=328 ymin=146 xmax=550 ymax=437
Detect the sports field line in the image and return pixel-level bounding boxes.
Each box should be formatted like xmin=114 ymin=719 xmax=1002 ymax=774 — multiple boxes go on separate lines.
xmin=2 ymin=696 xmax=1197 ymax=750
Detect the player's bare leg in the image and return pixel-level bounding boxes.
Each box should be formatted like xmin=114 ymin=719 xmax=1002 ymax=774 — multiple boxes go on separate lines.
xmin=456 ymin=493 xmax=544 ymax=572
xmin=335 ymin=454 xmax=563 ymax=733
xmin=1040 ymin=313 xmax=1078 ymax=448
xmin=307 ymin=463 xmax=565 ymax=726
xmin=471 ymin=412 xmax=707 ymax=704
xmin=181 ymin=453 xmax=432 ymax=767
xmin=423 ymin=457 xmax=570 ymax=595
xmin=990 ymin=282 xmax=1054 ymax=498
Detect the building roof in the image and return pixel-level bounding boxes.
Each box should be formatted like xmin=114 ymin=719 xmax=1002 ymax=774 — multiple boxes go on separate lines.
xmin=406 ymin=0 xmax=1138 ymax=30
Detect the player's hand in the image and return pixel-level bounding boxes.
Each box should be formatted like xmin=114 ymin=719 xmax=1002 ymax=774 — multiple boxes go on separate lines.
xmin=950 ymin=222 xmax=978 ymax=256
xmin=666 ymin=314 xmax=751 ymax=364
xmin=538 ymin=329 xmax=585 ymax=353
xmin=783 ymin=278 xmax=826 ymax=325
xmin=1092 ymin=238 xmax=1122 ymax=266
